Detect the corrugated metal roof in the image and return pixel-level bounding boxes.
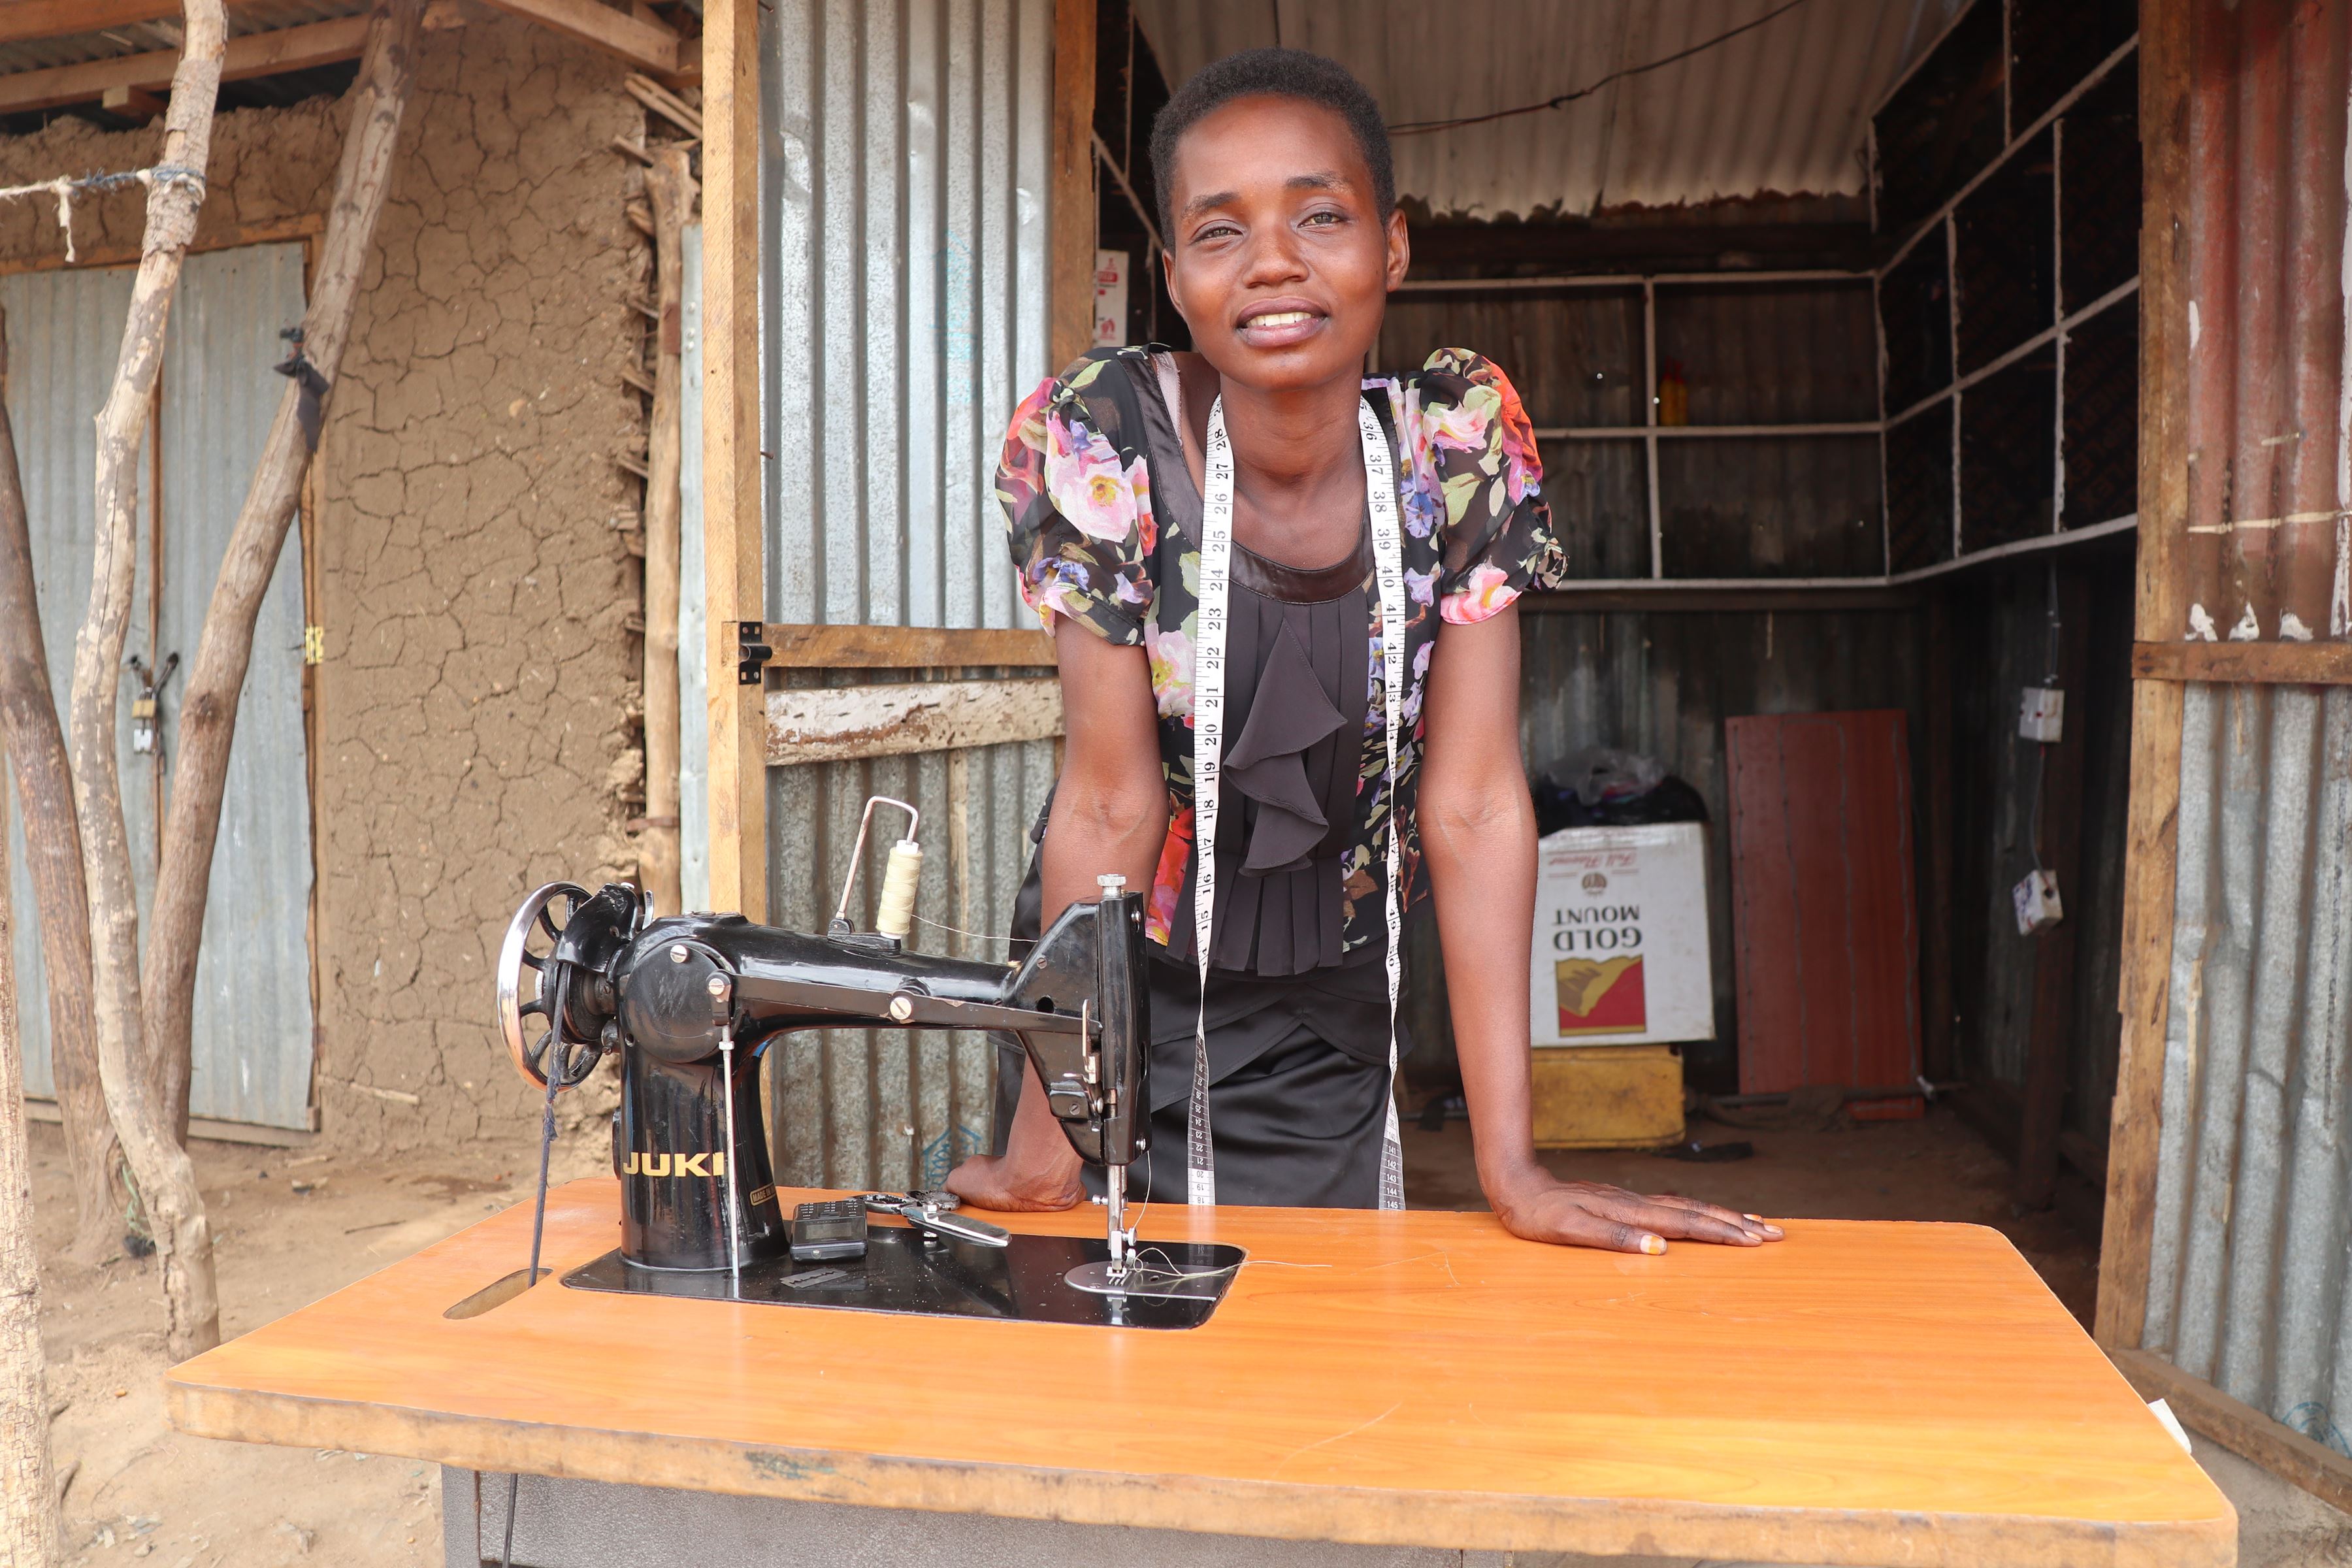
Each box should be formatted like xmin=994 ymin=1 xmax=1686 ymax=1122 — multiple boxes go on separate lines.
xmin=0 ymin=0 xmax=370 ymax=79
xmin=1132 ymin=0 xmax=1970 ymax=220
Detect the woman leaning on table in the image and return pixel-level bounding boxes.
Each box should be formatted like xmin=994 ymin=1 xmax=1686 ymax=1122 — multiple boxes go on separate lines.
xmin=949 ymin=48 xmax=1778 ymax=1256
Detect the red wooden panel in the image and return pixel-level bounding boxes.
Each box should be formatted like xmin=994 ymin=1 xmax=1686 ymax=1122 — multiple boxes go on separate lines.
xmin=1725 ymin=711 xmax=1922 ymax=1100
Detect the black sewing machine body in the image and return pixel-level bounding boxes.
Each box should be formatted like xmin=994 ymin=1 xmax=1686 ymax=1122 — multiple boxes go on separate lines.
xmin=498 ymin=873 xmax=1161 ymax=1280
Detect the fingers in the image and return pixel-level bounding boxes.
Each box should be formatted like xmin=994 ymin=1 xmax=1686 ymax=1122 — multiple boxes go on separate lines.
xmin=1511 ymin=1204 xmax=1663 ymax=1255
xmin=1638 ymin=1192 xmax=1786 ymax=1243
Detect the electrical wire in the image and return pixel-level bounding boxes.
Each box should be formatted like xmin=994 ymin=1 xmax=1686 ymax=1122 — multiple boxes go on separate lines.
xmin=1387 ymin=0 xmax=1816 ymax=137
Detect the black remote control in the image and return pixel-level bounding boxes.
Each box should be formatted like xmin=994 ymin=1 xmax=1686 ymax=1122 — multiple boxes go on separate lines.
xmin=790 ymin=1198 xmax=870 ymax=1262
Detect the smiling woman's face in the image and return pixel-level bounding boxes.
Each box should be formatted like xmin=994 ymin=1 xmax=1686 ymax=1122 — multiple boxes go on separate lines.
xmin=1162 ymin=93 xmax=1407 ymax=397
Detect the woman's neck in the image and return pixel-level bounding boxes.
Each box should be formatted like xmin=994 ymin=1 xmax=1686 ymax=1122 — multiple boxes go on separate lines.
xmin=1177 ymin=356 xmax=1367 ymax=560
xmin=1220 ymin=373 xmax=1365 ymax=500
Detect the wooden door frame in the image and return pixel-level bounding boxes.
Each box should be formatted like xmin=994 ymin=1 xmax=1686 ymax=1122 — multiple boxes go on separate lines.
xmin=2095 ymin=0 xmax=2352 ymax=1512
xmin=695 ymin=0 xmax=1096 ymax=919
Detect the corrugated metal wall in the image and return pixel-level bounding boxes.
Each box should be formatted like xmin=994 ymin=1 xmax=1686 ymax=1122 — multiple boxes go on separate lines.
xmin=755 ymin=0 xmax=1056 ymax=1186
xmin=3 ymin=246 xmax=316 ymax=1130
xmin=2137 ymin=0 xmax=2352 ymax=1458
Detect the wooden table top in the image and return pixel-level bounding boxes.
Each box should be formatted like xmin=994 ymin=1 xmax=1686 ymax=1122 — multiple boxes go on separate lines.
xmin=166 ymin=1181 xmax=2231 ymax=1567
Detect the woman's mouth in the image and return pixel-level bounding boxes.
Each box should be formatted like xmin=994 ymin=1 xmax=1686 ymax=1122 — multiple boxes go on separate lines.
xmin=1237 ymin=306 xmax=1326 ymax=348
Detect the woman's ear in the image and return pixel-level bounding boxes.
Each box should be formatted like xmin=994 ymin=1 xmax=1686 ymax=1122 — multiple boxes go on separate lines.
xmin=1384 ymin=209 xmax=1411 ymax=293
xmin=1161 ymin=244 xmax=1188 ymax=328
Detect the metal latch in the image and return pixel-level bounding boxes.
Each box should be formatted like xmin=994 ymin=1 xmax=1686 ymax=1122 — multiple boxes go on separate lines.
xmin=126 ymin=651 xmax=179 ymax=755
xmin=736 ymin=621 xmax=772 ymax=685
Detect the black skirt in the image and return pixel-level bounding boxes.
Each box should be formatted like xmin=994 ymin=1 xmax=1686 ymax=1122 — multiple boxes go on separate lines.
xmin=992 ymin=860 xmax=1404 ymax=1209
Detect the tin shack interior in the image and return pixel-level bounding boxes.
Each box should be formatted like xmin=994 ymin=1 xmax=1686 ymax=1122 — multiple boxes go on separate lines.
xmin=1085 ymin=0 xmax=2140 ymax=1230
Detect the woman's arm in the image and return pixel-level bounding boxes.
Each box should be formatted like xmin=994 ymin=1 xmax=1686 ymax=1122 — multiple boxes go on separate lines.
xmin=946 ymin=616 xmax=1169 ymax=1211
xmin=1418 ymin=606 xmax=1781 ymax=1253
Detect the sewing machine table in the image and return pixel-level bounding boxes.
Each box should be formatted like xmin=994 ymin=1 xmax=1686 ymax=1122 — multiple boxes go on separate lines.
xmin=164 ymin=1179 xmax=2231 ymax=1568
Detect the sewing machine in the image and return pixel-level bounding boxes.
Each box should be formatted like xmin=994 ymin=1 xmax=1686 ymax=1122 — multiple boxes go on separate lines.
xmin=491 ymin=797 xmax=1239 ymax=1327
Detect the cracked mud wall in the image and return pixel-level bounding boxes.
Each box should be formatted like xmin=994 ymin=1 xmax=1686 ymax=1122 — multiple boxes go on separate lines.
xmin=0 ymin=8 xmax=646 ymax=1155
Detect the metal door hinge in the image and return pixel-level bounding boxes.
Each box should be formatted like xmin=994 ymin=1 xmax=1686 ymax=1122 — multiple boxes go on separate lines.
xmin=303 ymin=625 xmax=325 ymax=665
xmin=737 ymin=621 xmax=772 ymax=685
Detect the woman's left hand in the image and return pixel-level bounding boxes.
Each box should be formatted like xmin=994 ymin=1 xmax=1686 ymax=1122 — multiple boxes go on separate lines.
xmin=1485 ymin=1168 xmax=1784 ymax=1253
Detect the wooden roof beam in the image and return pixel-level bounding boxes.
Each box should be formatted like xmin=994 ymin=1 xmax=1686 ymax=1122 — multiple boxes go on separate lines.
xmin=0 ymin=0 xmax=685 ymax=81
xmin=0 ymin=16 xmax=370 ymax=117
xmin=471 ymin=0 xmax=679 ymax=74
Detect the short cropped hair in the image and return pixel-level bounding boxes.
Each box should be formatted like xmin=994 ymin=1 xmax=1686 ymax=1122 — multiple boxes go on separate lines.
xmin=1147 ymin=48 xmax=1395 ymax=236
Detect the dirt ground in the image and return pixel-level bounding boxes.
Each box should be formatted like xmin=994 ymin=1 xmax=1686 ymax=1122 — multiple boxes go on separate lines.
xmin=22 ymin=1105 xmax=2352 ymax=1567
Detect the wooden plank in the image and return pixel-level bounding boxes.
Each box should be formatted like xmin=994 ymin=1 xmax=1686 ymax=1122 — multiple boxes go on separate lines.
xmin=2114 ymin=1347 xmax=2352 ymax=1516
xmin=1727 ymin=713 xmax=1921 ymax=1098
xmin=167 ymin=1181 xmax=2233 ymax=1567
xmin=2017 ymin=566 xmax=2095 ymax=1209
xmin=0 ymin=213 xmax=322 ymax=278
xmin=766 ymin=679 xmax=1062 ymax=765
xmin=1520 ymin=586 xmax=1919 ymax=613
xmin=473 ymin=0 xmax=679 ymax=73
xmin=1047 ymin=0 xmax=1096 ymax=374
xmin=2099 ymin=0 xmax=2193 ymax=1353
xmin=2098 ymin=677 xmax=2185 ymax=1345
xmin=759 ymin=623 xmax=1056 ymax=670
xmin=699 ymin=0 xmax=765 ymax=921
xmin=2130 ymin=639 xmax=2352 ymax=684
xmin=0 ymin=16 xmax=369 ymax=116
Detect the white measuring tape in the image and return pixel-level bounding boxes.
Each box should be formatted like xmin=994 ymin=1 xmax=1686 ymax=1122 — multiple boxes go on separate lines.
xmin=1189 ymin=391 xmax=1407 ymax=1210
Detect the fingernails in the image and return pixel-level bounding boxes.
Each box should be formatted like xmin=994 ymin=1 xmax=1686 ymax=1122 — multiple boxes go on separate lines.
xmin=1744 ymin=1213 xmax=1763 ymax=1222
xmin=1641 ymin=1234 xmax=1666 ymax=1255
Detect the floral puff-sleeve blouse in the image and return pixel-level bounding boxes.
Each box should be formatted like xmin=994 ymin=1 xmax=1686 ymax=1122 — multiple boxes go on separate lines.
xmin=996 ymin=345 xmax=1566 ymax=958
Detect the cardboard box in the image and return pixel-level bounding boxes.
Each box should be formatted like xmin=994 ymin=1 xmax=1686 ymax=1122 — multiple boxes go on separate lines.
xmin=1531 ymin=1045 xmax=1684 ymax=1149
xmin=1530 ymin=822 xmax=1715 ymax=1048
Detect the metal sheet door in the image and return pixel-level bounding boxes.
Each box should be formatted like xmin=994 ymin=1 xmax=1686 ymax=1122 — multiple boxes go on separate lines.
xmin=3 ymin=245 xmax=314 ymax=1130
xmin=3 ymin=262 xmax=152 ymax=1102
xmin=160 ymin=244 xmax=316 ymax=1130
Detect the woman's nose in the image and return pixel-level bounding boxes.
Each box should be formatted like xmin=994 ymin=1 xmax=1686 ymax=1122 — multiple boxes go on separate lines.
xmin=1237 ymin=227 xmax=1307 ymax=288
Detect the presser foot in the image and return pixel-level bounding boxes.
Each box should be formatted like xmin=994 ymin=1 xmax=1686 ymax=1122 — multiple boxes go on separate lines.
xmin=1063 ymin=1243 xmax=1233 ymax=1302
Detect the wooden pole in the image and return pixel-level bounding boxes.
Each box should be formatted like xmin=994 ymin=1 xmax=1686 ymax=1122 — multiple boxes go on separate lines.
xmin=1048 ymin=0 xmax=1097 ymax=374
xmin=142 ymin=0 xmax=419 ymax=1141
xmin=0 ymin=303 xmax=119 ymax=1266
xmin=638 ymin=147 xmax=693 ymax=916
xmin=67 ymin=0 xmax=227 ymax=1361
xmin=700 ymin=0 xmax=765 ymax=921
xmin=1920 ymin=590 xmax=1955 ymax=1083
xmin=0 ymin=771 xmax=61 ymax=1567
xmin=2015 ymin=564 xmax=2094 ymax=1211
xmin=2097 ymin=0 xmax=2192 ymax=1349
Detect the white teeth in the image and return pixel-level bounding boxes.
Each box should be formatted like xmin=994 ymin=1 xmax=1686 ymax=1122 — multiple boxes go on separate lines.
xmin=1247 ymin=310 xmax=1313 ymax=328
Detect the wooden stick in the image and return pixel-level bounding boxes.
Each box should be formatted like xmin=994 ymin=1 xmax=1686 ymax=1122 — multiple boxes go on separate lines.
xmin=0 ymin=304 xmax=119 ymax=1266
xmin=0 ymin=769 xmax=62 ymax=1567
xmin=68 ymin=0 xmax=225 ymax=1364
xmin=143 ymin=0 xmax=419 ymax=1173
xmin=624 ymin=73 xmax=703 ymax=139
xmin=638 ymin=147 xmax=694 ymax=916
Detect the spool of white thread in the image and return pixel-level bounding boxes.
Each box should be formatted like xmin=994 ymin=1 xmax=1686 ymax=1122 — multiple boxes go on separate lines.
xmin=875 ymin=840 xmax=923 ymax=938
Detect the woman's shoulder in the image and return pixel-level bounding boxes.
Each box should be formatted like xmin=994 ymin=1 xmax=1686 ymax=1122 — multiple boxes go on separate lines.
xmin=1386 ymin=346 xmax=1522 ymax=402
xmin=1032 ymin=344 xmax=1164 ymax=411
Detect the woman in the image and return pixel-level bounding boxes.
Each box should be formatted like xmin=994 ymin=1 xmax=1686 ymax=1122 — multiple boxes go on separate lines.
xmin=949 ymin=49 xmax=1778 ymax=1255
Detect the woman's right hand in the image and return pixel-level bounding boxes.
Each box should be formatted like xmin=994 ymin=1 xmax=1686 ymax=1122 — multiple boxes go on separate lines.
xmin=944 ymin=1147 xmax=1085 ymax=1211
